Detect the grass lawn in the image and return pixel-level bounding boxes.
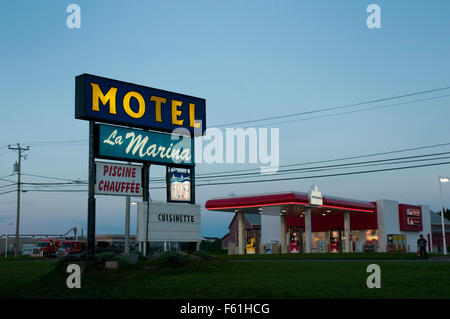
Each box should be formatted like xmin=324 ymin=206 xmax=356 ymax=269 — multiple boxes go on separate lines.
xmin=0 ymin=255 xmax=449 ymax=299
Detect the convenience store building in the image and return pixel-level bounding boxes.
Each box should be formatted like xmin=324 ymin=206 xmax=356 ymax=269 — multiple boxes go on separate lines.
xmin=205 ymin=187 xmax=433 ymax=254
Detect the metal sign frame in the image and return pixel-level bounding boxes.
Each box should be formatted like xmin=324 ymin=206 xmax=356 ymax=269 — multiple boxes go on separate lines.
xmin=77 ymin=74 xmax=205 ymax=260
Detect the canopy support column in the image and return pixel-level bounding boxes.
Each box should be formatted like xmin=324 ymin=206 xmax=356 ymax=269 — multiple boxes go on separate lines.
xmin=305 ymin=207 xmax=312 ymax=253
xmin=344 ymin=212 xmax=351 ymax=253
xmin=238 ymin=211 xmax=245 ymax=255
xmin=280 ymin=212 xmax=287 ymax=253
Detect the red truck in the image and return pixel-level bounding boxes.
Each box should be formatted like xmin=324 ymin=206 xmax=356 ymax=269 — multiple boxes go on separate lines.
xmin=31 ymin=238 xmax=60 ymax=257
xmin=55 ymin=241 xmax=86 ymax=257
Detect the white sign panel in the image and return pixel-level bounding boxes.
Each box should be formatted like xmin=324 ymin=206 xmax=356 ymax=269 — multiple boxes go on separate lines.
xmin=95 ymin=161 xmax=143 ymax=196
xmin=137 ymin=201 xmax=201 ymax=242
xmin=169 ymin=172 xmax=191 ymax=202
xmin=308 ymin=185 xmax=323 ymax=206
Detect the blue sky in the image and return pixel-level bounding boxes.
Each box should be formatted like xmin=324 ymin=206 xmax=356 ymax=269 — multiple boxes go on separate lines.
xmin=0 ymin=0 xmax=450 ymax=238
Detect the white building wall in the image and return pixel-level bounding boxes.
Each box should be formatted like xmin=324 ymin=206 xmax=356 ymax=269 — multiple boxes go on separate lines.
xmin=376 ymin=199 xmax=398 ymax=252
xmin=377 ymin=200 xmax=433 ymax=253
xmin=421 ymin=205 xmax=433 ymax=250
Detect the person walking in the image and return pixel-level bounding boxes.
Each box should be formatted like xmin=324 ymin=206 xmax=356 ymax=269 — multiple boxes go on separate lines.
xmin=417 ymin=234 xmax=428 ymax=260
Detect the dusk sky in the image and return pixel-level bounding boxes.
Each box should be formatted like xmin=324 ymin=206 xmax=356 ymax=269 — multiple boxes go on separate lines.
xmin=1 ymin=0 xmax=450 ymax=238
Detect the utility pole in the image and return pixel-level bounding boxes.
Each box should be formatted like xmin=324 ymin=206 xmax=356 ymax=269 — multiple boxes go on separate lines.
xmin=8 ymin=143 xmax=30 ymax=258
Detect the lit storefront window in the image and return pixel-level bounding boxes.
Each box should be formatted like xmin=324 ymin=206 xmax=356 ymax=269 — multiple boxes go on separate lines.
xmin=366 ymin=230 xmax=378 ymax=241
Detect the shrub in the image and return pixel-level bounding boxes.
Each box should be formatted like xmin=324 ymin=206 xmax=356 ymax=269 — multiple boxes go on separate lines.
xmin=111 ymin=256 xmax=133 ymax=268
xmin=157 ymin=250 xmax=186 ymax=266
xmin=53 ymin=255 xmax=82 ymax=271
xmin=199 ymin=239 xmax=222 ymax=252
xmin=191 ymin=250 xmax=212 ymax=260
xmin=95 ymin=252 xmax=117 ymax=263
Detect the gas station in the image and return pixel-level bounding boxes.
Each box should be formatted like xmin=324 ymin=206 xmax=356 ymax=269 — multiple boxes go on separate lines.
xmin=206 ymin=186 xmax=433 ymax=254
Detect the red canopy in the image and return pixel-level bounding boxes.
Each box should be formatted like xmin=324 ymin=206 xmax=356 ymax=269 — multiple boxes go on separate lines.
xmin=205 ymin=192 xmax=375 ymax=213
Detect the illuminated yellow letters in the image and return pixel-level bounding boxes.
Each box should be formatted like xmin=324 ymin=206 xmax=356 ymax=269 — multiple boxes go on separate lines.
xmin=151 ymin=96 xmax=166 ymax=122
xmin=171 ymin=100 xmax=184 ymax=125
xmin=123 ymin=91 xmax=145 ymax=119
xmin=189 ymin=103 xmax=201 ymax=128
xmin=91 ymin=83 xmax=118 ymax=114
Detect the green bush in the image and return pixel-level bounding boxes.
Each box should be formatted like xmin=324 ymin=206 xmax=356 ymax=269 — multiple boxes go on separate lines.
xmin=95 ymin=252 xmax=117 ymax=262
xmin=53 ymin=255 xmax=82 ymax=271
xmin=112 ymin=256 xmax=133 ymax=268
xmin=191 ymin=250 xmax=212 ymax=260
xmin=157 ymin=250 xmax=186 ymax=266
xmin=199 ymin=239 xmax=222 ymax=252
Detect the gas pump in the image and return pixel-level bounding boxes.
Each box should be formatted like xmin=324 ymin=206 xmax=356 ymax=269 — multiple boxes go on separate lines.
xmin=329 ymin=229 xmax=343 ymax=253
xmin=289 ymin=226 xmax=303 ymax=253
xmin=245 ymin=229 xmax=256 ymax=254
xmin=246 ymin=238 xmax=255 ymax=254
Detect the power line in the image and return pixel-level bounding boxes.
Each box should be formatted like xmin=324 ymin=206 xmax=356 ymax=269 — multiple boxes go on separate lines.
xmin=5 ymin=142 xmax=450 ymax=189
xmin=21 ymin=173 xmax=86 ymax=183
xmin=4 ymin=86 xmax=450 ymax=151
xmin=213 ymin=85 xmax=450 ymax=127
xmin=237 ymin=94 xmax=450 ymax=129
xmin=187 ymin=154 xmax=450 ymax=183
xmin=0 ymin=190 xmax=16 ymax=196
xmin=0 ymin=183 xmax=16 ymax=189
xmin=0 ymin=178 xmax=16 ymax=184
xmin=148 ymin=153 xmax=450 ymax=185
xmin=12 ymin=159 xmax=450 ymax=193
xmin=20 ymin=181 xmax=86 ymax=186
xmin=22 ymin=189 xmax=88 ymax=193
xmin=149 ymin=142 xmax=450 ymax=182
xmin=25 ymin=139 xmax=87 ymax=147
xmin=193 ymin=160 xmax=450 ymax=187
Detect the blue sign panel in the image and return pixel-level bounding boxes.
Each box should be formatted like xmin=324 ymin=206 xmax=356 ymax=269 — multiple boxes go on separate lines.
xmin=76 ymin=74 xmax=206 ymax=136
xmin=96 ymin=124 xmax=194 ymax=166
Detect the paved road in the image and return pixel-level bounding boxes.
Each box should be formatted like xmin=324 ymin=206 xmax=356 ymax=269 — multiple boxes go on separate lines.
xmin=228 ymin=257 xmax=450 ymax=263
xmin=0 ymin=258 xmax=58 ymax=263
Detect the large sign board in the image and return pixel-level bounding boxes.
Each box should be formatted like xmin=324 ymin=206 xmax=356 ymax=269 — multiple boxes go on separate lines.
xmin=75 ymin=74 xmax=206 ymax=136
xmin=398 ymin=204 xmax=422 ymax=232
xmin=95 ymin=123 xmax=194 ymax=167
xmin=137 ymin=202 xmax=201 ymax=242
xmin=95 ymin=161 xmax=143 ymax=196
xmin=75 ymin=74 xmax=203 ymax=260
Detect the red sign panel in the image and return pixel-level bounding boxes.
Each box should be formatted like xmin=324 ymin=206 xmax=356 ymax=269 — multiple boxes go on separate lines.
xmin=398 ymin=204 xmax=422 ymax=232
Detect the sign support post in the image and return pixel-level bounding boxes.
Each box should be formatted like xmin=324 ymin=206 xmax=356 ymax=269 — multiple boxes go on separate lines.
xmin=143 ymin=163 xmax=150 ymax=255
xmin=191 ymin=166 xmax=195 ymax=205
xmin=87 ymin=120 xmax=96 ymax=261
xmin=125 ymin=194 xmax=130 ymax=254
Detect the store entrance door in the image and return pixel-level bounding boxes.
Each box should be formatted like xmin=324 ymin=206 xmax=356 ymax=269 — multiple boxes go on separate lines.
xmin=289 ymin=226 xmax=303 ymax=253
xmin=329 ymin=229 xmax=343 ymax=253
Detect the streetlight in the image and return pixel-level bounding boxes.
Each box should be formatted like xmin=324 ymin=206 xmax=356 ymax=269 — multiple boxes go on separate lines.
xmin=439 ymin=176 xmax=449 ymax=255
xmin=4 ymin=222 xmax=13 ymax=258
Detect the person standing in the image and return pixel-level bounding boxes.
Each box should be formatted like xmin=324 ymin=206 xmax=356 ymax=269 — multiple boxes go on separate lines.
xmin=417 ymin=234 xmax=428 ymax=260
